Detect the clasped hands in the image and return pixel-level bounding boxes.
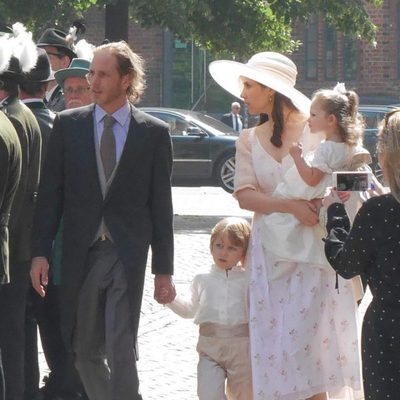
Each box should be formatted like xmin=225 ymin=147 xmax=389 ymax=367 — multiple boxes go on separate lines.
xmin=154 ymin=274 xmax=176 ymax=304
xmin=31 ymin=256 xmax=176 ymax=305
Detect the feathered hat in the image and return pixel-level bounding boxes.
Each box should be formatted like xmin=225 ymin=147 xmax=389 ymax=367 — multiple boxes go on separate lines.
xmin=37 ymin=21 xmax=87 ymax=60
xmin=0 ymin=22 xmax=38 ymax=82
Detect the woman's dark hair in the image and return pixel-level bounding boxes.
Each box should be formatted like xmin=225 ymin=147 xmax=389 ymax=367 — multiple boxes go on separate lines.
xmin=257 ymin=91 xmax=297 ymax=148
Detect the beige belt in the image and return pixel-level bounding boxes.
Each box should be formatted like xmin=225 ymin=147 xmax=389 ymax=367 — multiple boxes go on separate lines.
xmin=199 ymin=323 xmax=249 ymax=338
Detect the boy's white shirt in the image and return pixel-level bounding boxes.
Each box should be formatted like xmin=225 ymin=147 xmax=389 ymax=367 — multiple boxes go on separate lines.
xmin=167 ymin=264 xmax=248 ymax=326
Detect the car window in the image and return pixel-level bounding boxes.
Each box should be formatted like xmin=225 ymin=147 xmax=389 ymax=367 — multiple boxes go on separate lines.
xmin=146 ymin=112 xmax=191 ymax=136
xmin=362 ymin=111 xmax=386 ymax=130
xmin=191 ymin=112 xmax=233 ymax=135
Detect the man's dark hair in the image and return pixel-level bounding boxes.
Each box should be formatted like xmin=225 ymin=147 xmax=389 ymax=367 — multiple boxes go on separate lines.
xmin=0 ymin=78 xmax=18 ymax=97
xmin=19 ymin=81 xmax=47 ymax=97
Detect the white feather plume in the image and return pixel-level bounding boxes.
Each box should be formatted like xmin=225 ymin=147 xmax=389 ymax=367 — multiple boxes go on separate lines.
xmin=75 ymin=39 xmax=95 ymax=61
xmin=68 ymin=26 xmax=78 ymax=42
xmin=11 ymin=22 xmax=37 ymax=72
xmin=0 ymin=34 xmax=13 ymax=74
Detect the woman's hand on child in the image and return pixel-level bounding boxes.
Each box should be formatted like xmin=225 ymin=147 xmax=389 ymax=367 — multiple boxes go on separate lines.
xmin=289 ymin=199 xmax=319 ymax=227
xmin=289 ymin=142 xmax=303 ymax=160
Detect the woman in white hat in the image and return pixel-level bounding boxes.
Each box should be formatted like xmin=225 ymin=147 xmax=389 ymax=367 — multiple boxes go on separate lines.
xmin=209 ymin=53 xmax=363 ymax=400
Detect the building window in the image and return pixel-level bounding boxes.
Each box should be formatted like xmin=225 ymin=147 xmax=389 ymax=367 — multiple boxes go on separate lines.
xmin=325 ymin=26 xmax=337 ymax=80
xmin=305 ymin=15 xmax=318 ymax=80
xmin=343 ymin=37 xmax=357 ymax=80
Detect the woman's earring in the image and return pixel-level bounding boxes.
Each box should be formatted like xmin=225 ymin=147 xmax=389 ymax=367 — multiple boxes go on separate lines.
xmin=269 ymin=95 xmax=274 ymax=104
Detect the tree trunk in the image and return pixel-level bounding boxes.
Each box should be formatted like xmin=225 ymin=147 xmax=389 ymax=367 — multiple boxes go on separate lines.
xmin=105 ymin=0 xmax=129 ymax=42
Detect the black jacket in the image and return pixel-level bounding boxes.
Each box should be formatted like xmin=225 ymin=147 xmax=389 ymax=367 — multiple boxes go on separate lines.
xmin=0 ymin=111 xmax=22 ymax=283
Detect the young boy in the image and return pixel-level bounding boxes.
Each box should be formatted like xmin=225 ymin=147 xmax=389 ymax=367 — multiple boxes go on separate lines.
xmin=167 ymin=217 xmax=252 ymax=400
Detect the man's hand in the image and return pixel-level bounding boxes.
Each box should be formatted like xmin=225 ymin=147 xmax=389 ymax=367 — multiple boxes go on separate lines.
xmin=30 ymin=256 xmax=49 ymax=297
xmin=154 ymin=274 xmax=176 ymax=304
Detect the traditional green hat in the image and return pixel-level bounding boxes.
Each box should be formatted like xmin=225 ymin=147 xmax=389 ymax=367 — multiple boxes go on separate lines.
xmin=54 ymin=58 xmax=90 ymax=87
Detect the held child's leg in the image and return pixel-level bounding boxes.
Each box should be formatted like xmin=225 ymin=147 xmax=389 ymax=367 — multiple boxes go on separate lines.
xmin=225 ymin=337 xmax=252 ymax=400
xmin=197 ymin=336 xmax=227 ymax=400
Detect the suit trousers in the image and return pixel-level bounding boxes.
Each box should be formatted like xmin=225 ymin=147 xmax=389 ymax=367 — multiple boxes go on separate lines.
xmin=73 ymin=240 xmax=142 ymax=400
xmin=196 ymin=335 xmax=252 ymax=400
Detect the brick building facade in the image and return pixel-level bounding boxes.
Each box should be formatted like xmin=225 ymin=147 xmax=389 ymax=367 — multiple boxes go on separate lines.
xmin=83 ymin=6 xmax=165 ymax=107
xmin=292 ymin=0 xmax=400 ymax=104
xmin=83 ymin=1 xmax=400 ymax=110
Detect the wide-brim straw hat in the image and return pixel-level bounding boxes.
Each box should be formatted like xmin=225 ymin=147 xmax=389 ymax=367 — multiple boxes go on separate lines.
xmin=209 ymin=52 xmax=310 ymax=114
xmin=54 ymin=58 xmax=90 ymax=87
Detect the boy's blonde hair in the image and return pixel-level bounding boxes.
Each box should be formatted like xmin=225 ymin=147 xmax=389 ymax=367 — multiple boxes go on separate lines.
xmin=210 ymin=217 xmax=251 ymax=255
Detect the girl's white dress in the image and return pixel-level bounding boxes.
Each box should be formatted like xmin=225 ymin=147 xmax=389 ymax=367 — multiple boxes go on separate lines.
xmin=235 ymin=128 xmax=364 ymax=400
xmin=261 ymin=141 xmax=370 ymax=267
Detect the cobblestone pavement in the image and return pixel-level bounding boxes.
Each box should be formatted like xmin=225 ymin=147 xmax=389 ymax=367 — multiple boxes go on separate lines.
xmin=39 ymin=186 xmax=371 ymax=399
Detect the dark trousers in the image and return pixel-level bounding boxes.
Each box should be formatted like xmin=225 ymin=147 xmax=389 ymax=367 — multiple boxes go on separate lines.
xmin=73 ymin=240 xmax=141 ymax=400
xmin=25 ymin=283 xmax=85 ymax=399
xmin=0 ymin=261 xmax=31 ymax=400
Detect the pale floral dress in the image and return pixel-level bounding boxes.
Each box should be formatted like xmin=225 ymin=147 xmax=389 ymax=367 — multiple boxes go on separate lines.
xmin=234 ymin=127 xmax=364 ymax=400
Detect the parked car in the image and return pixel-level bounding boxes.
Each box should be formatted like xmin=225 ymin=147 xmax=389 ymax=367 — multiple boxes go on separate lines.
xmin=359 ymin=105 xmax=395 ymax=181
xmin=140 ymin=107 xmax=238 ymax=192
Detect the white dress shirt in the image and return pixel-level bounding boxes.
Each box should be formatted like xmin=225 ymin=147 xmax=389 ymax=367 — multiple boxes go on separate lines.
xmin=168 ymin=264 xmax=248 ymax=325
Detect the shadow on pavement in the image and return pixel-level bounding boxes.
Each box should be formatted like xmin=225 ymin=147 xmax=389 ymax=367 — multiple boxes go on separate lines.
xmin=173 ymin=215 xmax=251 ymax=234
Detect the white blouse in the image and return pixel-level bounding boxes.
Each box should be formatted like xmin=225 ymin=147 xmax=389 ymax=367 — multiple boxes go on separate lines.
xmin=167 ymin=264 xmax=248 ymax=326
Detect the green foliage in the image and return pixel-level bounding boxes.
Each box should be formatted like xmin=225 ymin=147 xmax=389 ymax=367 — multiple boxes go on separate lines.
xmin=0 ymin=0 xmax=85 ymax=34
xmin=0 ymin=0 xmax=382 ymax=56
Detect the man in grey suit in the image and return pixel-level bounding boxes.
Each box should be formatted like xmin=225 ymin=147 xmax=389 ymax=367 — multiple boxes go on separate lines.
xmin=31 ymin=41 xmax=175 ymax=400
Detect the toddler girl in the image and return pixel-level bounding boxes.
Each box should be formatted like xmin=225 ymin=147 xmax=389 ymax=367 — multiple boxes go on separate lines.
xmin=261 ymin=83 xmax=371 ymax=268
xmin=167 ymin=217 xmax=251 ymax=400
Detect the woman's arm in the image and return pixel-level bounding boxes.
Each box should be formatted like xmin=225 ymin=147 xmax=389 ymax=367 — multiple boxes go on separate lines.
xmin=236 ymin=188 xmax=319 ymax=226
